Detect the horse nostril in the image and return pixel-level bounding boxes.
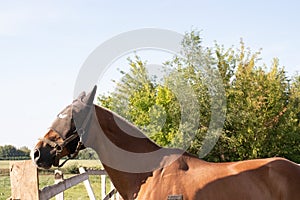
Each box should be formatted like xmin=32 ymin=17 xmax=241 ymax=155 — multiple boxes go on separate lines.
xmin=34 ymin=149 xmax=40 ymax=159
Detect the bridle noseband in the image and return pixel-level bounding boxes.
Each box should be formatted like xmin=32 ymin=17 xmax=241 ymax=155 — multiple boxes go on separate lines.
xmin=39 ymin=129 xmax=83 ymax=168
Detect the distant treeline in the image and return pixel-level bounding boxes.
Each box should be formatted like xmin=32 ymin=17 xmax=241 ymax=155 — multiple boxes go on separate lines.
xmin=0 ymin=145 xmax=98 ymax=160
xmin=0 ymin=145 xmax=31 ymax=160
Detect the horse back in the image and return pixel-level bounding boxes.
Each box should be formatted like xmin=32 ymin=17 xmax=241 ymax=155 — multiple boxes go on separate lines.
xmin=137 ymin=156 xmax=300 ymax=200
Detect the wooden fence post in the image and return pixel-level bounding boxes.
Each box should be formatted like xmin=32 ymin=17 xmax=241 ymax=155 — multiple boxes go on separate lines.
xmin=79 ymin=167 xmax=96 ymax=200
xmin=9 ymin=160 xmax=39 ymax=200
xmin=54 ymin=170 xmax=64 ymax=200
xmin=110 ymin=181 xmax=115 ymax=200
xmin=101 ymin=173 xmax=106 ymax=199
xmin=9 ymin=161 xmax=119 ymax=200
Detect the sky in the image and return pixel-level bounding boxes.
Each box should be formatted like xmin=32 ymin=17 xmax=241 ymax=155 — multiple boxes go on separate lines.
xmin=0 ymin=0 xmax=299 ymax=148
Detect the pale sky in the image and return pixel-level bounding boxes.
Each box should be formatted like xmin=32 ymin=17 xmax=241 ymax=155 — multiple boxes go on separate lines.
xmin=0 ymin=0 xmax=299 ymax=148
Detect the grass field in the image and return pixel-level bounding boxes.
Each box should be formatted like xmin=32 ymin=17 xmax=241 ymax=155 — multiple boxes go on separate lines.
xmin=0 ymin=160 xmax=9 ymax=170
xmin=0 ymin=160 xmax=112 ymax=200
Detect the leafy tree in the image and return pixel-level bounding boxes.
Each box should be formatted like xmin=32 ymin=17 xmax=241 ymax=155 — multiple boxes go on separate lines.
xmin=273 ymin=75 xmax=300 ymax=161
xmin=18 ymin=146 xmax=31 ymax=157
xmin=99 ymin=32 xmax=217 ymax=152
xmin=98 ymin=56 xmax=181 ymax=146
xmin=206 ymin=41 xmax=291 ymax=161
xmin=1 ymin=145 xmax=17 ymax=158
xmin=0 ymin=145 xmax=30 ymax=160
xmin=99 ymin=30 xmax=300 ymax=163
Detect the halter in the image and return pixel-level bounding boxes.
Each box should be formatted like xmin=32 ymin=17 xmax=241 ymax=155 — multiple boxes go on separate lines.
xmin=38 ymin=129 xmax=83 ymax=168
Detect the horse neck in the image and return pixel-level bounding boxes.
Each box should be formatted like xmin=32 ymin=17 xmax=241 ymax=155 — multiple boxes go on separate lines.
xmin=94 ymin=105 xmax=160 ymax=152
xmin=86 ymin=105 xmax=162 ymax=198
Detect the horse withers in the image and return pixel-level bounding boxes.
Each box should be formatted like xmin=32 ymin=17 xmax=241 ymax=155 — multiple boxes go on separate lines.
xmin=33 ymin=86 xmax=300 ymax=200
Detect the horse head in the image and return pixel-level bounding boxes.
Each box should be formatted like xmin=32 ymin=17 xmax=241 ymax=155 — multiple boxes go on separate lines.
xmin=32 ymin=86 xmax=97 ymax=169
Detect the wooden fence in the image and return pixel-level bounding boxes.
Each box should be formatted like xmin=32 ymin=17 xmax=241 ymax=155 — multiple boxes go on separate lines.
xmin=9 ymin=160 xmax=121 ymax=200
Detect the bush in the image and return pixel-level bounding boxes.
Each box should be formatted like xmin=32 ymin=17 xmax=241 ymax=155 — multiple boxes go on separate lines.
xmin=64 ymin=162 xmax=80 ymax=174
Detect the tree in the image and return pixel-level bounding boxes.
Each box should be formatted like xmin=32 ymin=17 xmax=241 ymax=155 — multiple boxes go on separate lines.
xmin=0 ymin=145 xmax=31 ymax=160
xmin=206 ymin=41 xmax=292 ymax=161
xmin=273 ymin=74 xmax=300 ymax=162
xmin=18 ymin=146 xmax=31 ymax=157
xmin=99 ymin=31 xmax=218 ymax=152
xmin=99 ymin=30 xmax=300 ymax=163
xmin=98 ymin=56 xmax=181 ymax=147
xmin=0 ymin=145 xmax=17 ymax=159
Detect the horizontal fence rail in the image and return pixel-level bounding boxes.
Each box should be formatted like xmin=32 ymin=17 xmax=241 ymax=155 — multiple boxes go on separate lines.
xmin=9 ymin=160 xmax=121 ymax=200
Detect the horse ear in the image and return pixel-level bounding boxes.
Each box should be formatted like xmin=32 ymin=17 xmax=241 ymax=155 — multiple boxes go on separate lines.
xmin=82 ymin=85 xmax=97 ymax=106
xmin=77 ymin=91 xmax=86 ymax=100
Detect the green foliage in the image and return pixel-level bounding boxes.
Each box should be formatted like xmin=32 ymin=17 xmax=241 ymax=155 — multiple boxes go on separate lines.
xmin=0 ymin=175 xmax=10 ymax=199
xmin=77 ymin=148 xmax=99 ymax=160
xmin=64 ymin=162 xmax=80 ymax=174
xmin=0 ymin=145 xmax=30 ymax=160
xmin=99 ymin=30 xmax=300 ymax=163
xmin=205 ymin=41 xmax=293 ymax=161
xmin=99 ymin=56 xmax=180 ymax=146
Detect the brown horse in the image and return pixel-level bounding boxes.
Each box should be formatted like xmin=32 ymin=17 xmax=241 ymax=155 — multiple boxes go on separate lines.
xmin=33 ymin=86 xmax=300 ymax=200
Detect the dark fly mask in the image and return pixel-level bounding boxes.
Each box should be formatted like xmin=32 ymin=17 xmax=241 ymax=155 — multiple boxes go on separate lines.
xmin=38 ymin=86 xmax=97 ymax=167
xmin=39 ymin=105 xmax=84 ymax=167
xmin=51 ymin=105 xmax=73 ymax=139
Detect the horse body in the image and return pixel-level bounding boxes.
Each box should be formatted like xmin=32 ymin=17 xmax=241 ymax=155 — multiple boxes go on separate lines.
xmin=89 ymin=105 xmax=300 ymax=200
xmin=33 ymin=87 xmax=300 ymax=200
xmin=137 ymin=156 xmax=300 ymax=200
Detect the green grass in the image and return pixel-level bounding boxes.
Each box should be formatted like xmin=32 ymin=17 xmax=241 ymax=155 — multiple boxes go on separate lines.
xmin=0 ymin=175 xmax=10 ymax=199
xmin=0 ymin=160 xmax=113 ymax=200
xmin=40 ymin=174 xmax=112 ymax=200
xmin=0 ymin=160 xmax=9 ymax=169
xmin=61 ymin=159 xmax=102 ymax=169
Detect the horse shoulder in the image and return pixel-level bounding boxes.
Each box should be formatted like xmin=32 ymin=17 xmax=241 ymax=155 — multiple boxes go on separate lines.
xmin=136 ymin=153 xmax=205 ymax=199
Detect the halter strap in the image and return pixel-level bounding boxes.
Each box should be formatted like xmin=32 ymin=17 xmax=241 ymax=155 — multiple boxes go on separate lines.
xmin=56 ymin=141 xmax=83 ymax=168
xmin=38 ymin=137 xmax=59 ymax=148
xmin=39 ymin=132 xmax=79 ymax=149
xmin=38 ymin=131 xmax=83 ymax=168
